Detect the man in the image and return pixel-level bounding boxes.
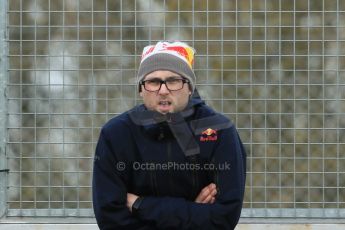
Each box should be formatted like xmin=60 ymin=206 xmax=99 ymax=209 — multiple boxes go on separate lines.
xmin=92 ymin=41 xmax=246 ymax=229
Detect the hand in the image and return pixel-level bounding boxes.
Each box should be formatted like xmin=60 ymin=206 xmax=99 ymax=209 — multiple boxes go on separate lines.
xmin=194 ymin=183 xmax=217 ymax=204
xmin=127 ymin=193 xmax=139 ymax=212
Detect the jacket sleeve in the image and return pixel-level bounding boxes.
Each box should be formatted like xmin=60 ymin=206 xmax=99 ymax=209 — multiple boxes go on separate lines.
xmin=92 ymin=129 xmax=154 ymax=230
xmin=134 ymin=125 xmax=246 ymax=230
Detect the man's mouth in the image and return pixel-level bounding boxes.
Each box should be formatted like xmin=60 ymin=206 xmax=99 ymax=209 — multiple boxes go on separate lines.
xmin=158 ymin=101 xmax=172 ymax=106
xmin=158 ymin=101 xmax=173 ymax=113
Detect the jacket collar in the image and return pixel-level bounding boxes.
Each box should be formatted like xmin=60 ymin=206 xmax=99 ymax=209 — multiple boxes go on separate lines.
xmin=128 ymin=89 xmax=204 ymax=127
xmin=128 ymin=89 xmax=204 ymax=157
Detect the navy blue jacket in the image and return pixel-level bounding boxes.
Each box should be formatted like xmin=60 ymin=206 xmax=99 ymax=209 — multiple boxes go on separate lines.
xmin=93 ymin=96 xmax=246 ymax=230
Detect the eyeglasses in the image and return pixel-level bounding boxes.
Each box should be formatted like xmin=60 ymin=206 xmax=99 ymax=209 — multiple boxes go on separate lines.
xmin=140 ymin=77 xmax=189 ymax=92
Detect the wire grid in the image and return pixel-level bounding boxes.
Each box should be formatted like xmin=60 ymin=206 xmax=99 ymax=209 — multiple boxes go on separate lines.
xmin=5 ymin=0 xmax=345 ymax=218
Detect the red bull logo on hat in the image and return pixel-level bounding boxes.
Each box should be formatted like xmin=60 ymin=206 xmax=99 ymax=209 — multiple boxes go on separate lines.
xmin=140 ymin=41 xmax=195 ymax=68
xmin=200 ymin=128 xmax=218 ymax=142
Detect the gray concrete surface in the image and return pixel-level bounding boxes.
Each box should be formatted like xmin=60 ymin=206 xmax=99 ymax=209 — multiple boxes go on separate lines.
xmin=1 ymin=223 xmax=345 ymax=230
xmin=1 ymin=218 xmax=345 ymax=230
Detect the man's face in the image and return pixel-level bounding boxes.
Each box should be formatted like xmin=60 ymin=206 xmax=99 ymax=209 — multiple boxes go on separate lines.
xmin=140 ymin=70 xmax=192 ymax=114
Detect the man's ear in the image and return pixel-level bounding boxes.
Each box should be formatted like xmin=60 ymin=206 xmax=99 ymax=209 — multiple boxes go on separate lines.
xmin=139 ymin=86 xmax=143 ymax=97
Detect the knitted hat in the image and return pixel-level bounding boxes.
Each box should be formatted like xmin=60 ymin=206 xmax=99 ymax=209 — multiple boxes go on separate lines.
xmin=137 ymin=41 xmax=196 ymax=92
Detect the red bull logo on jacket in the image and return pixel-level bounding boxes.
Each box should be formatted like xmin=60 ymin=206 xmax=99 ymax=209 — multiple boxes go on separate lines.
xmin=200 ymin=128 xmax=218 ymax=142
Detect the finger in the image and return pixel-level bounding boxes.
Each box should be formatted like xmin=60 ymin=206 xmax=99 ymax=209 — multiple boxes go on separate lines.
xmin=209 ymin=183 xmax=216 ymax=189
xmin=201 ymin=188 xmax=218 ymax=204
xmin=211 ymin=187 xmax=217 ymax=196
xmin=210 ymin=197 xmax=215 ymax=204
xmin=197 ymin=187 xmax=211 ymax=201
xmin=195 ymin=192 xmax=207 ymax=203
xmin=203 ymin=193 xmax=216 ymax=204
xmin=204 ymin=183 xmax=217 ymax=194
xmin=202 ymin=183 xmax=215 ymax=192
xmin=195 ymin=183 xmax=217 ymax=203
xmin=204 ymin=194 xmax=213 ymax=203
xmin=195 ymin=190 xmax=211 ymax=203
xmin=201 ymin=188 xmax=216 ymax=201
xmin=201 ymin=189 xmax=217 ymax=203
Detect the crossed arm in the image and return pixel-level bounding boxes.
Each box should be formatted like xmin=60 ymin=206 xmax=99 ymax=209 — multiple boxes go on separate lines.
xmin=127 ymin=183 xmax=217 ymax=212
xmin=94 ymin=126 xmax=245 ymax=229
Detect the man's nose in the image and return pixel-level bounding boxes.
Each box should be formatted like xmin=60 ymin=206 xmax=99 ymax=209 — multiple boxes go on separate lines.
xmin=158 ymin=82 xmax=170 ymax=94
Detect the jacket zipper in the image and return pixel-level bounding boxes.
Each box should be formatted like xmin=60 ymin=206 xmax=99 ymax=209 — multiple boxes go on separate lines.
xmin=167 ymin=141 xmax=175 ymax=195
xmin=211 ymin=156 xmax=220 ymax=196
xmin=189 ymin=155 xmax=199 ymax=199
xmin=150 ymin=127 xmax=165 ymax=196
xmin=150 ymin=169 xmax=159 ymax=196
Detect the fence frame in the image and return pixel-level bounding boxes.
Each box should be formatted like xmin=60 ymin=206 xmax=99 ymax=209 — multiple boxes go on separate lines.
xmin=0 ymin=0 xmax=9 ymax=219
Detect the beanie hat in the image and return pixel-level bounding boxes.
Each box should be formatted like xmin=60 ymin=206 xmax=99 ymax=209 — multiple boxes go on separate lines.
xmin=137 ymin=41 xmax=196 ymax=92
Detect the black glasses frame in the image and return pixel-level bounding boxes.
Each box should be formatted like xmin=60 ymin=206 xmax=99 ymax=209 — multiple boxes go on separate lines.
xmin=140 ymin=78 xmax=190 ymax=92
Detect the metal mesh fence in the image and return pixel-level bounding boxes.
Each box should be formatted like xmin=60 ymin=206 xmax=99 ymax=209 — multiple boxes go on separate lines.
xmin=2 ymin=0 xmax=345 ymax=218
